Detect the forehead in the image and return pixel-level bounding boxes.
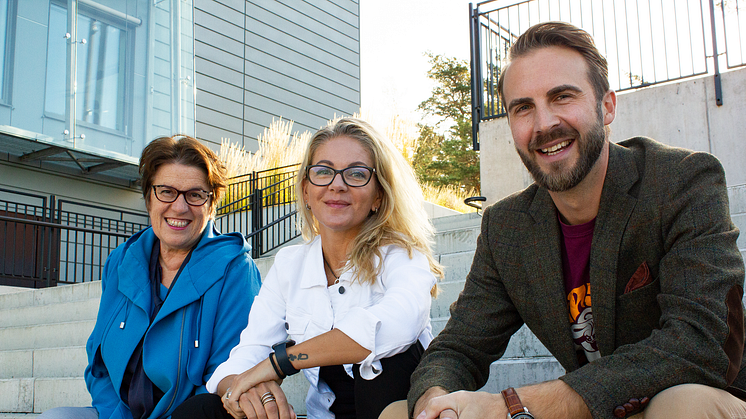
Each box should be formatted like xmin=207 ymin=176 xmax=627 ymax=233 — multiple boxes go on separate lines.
xmin=312 ymin=135 xmax=374 ymax=166
xmin=154 ymin=162 xmax=208 ymax=187
xmin=502 ymin=46 xmax=591 ymax=102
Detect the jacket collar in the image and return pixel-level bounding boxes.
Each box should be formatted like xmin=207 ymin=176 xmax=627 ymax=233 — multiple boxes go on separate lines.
xmin=522 ymin=141 xmax=640 ymax=369
xmin=116 ymin=220 xmax=249 ymax=320
xmin=299 ymin=236 xmax=330 ymax=289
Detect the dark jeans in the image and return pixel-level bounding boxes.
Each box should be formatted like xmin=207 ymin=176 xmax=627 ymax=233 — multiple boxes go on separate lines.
xmin=173 ymin=341 xmax=424 ymax=419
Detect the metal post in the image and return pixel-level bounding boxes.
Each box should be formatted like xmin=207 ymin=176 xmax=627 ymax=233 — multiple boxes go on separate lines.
xmin=250 ymin=188 xmax=262 ymax=259
xmin=469 ymin=3 xmax=481 ymax=151
xmin=708 ymin=0 xmax=723 ymax=106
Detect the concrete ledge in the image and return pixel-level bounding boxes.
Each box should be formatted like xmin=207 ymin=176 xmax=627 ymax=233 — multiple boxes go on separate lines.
xmin=431 ymin=212 xmax=482 ymax=232
xmin=33 ymin=378 xmax=91 ymax=413
xmin=0 ymin=299 xmax=99 ymax=328
xmin=0 ymin=379 xmax=33 ymax=413
xmin=438 ymin=251 xmax=474 ymax=283
xmin=0 ymin=321 xmax=94 ymax=351
xmin=434 ymin=227 xmax=480 ymax=255
xmin=481 ymin=357 xmax=564 ymax=393
xmin=280 ymin=373 xmax=310 ymax=416
xmin=0 ymin=350 xmax=32 ymax=379
xmin=0 ymin=283 xmax=101 ymax=311
xmin=33 ymin=347 xmax=87 ymax=378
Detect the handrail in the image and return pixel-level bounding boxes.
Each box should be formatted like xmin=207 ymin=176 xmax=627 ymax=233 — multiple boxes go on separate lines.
xmin=464 ymin=196 xmax=486 ymax=212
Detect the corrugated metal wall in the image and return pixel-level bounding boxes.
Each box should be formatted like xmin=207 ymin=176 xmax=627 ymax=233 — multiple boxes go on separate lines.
xmin=193 ymin=0 xmax=361 ymax=152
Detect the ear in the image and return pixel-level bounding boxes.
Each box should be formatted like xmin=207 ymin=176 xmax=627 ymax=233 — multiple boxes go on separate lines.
xmin=602 ymin=90 xmax=616 ymax=126
xmin=373 ymin=185 xmax=383 ymax=212
xmin=301 ymin=178 xmax=310 ymax=207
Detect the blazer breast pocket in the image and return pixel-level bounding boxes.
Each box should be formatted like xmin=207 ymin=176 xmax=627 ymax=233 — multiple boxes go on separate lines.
xmin=616 ymin=265 xmax=661 ymax=346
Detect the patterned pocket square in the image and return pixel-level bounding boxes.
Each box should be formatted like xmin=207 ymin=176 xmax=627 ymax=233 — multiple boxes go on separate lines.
xmin=624 ymin=261 xmax=651 ymax=293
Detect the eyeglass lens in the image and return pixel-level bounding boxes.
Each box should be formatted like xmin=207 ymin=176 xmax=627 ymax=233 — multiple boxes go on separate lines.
xmin=308 ymin=165 xmax=373 ymax=187
xmin=153 ymin=185 xmax=210 ymax=205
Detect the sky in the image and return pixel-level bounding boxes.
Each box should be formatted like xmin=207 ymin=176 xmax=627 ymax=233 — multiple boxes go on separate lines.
xmin=359 ymin=0 xmax=477 ymax=125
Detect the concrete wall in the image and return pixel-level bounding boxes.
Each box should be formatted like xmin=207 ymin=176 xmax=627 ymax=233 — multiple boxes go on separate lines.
xmin=478 ymin=67 xmax=746 ymax=259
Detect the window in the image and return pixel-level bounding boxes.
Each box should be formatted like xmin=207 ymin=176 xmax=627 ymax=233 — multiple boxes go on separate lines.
xmin=0 ymin=0 xmax=14 ymax=103
xmin=44 ymin=1 xmax=129 ymax=132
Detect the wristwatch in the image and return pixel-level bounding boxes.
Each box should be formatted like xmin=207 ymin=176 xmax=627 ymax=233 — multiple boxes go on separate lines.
xmin=272 ymin=339 xmax=300 ymax=377
xmin=501 ymin=387 xmax=535 ymax=419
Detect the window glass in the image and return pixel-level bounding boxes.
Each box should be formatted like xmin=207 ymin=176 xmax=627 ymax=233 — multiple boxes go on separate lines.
xmin=44 ymin=3 xmax=126 ymax=131
xmin=0 ymin=0 xmax=8 ymax=100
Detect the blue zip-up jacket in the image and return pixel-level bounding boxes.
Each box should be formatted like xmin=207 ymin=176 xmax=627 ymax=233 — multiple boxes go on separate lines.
xmin=84 ymin=220 xmax=261 ymax=419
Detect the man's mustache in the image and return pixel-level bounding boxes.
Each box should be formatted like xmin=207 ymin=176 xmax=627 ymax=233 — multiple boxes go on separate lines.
xmin=529 ymin=126 xmax=579 ymax=151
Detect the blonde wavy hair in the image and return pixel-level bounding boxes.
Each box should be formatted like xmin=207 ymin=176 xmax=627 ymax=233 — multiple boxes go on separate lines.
xmin=296 ymin=118 xmax=443 ymax=295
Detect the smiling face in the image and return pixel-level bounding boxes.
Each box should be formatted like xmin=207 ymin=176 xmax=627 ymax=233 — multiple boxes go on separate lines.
xmin=503 ymin=46 xmax=616 ymax=192
xmin=147 ymin=162 xmax=212 ymax=255
xmin=302 ymin=135 xmax=382 ymax=239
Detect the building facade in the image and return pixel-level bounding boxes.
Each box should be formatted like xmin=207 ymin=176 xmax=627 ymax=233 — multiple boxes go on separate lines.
xmin=0 ymin=0 xmax=360 ymax=286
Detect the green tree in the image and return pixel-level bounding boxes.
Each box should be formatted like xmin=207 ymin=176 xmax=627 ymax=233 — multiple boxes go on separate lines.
xmin=413 ymin=53 xmax=480 ymax=192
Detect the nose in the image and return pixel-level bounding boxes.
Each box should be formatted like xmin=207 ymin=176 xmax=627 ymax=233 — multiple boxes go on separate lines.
xmin=328 ymin=172 xmax=348 ymax=191
xmin=171 ymin=192 xmax=190 ymax=211
xmin=534 ymin=104 xmax=561 ymax=133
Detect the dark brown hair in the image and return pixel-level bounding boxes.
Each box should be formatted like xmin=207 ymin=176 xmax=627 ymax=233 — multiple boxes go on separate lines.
xmin=498 ymin=21 xmax=609 ymax=103
xmin=139 ymin=135 xmax=227 ymax=214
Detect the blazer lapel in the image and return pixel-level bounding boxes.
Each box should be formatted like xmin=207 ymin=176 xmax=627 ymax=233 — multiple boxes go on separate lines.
xmin=590 ymin=142 xmax=639 ymax=356
xmin=525 ymin=188 xmax=579 ymax=371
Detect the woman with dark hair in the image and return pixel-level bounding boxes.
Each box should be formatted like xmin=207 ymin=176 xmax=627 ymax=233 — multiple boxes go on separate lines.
xmin=39 ymin=135 xmax=262 ymax=419
xmin=174 ymin=118 xmax=443 ymax=419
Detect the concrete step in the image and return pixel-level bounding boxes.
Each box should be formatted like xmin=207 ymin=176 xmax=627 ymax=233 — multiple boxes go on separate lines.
xmin=0 ymin=346 xmax=87 ymax=380
xmin=481 ymin=357 xmax=565 ymax=393
xmin=428 ymin=324 xmax=553 ymax=358
xmin=0 ymin=321 xmax=95 ymax=351
xmin=0 ymin=282 xmax=101 ymax=312
xmin=0 ymin=377 xmax=91 ymax=414
xmin=430 ymin=212 xmax=482 ymax=232
xmin=0 ymin=414 xmax=39 ymax=418
xmin=0 ymin=298 xmax=99 ymax=328
xmin=433 ymin=225 xmax=480 ymax=255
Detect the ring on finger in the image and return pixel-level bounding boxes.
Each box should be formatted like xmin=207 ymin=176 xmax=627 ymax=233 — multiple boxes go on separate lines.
xmin=260 ymin=391 xmax=276 ymax=406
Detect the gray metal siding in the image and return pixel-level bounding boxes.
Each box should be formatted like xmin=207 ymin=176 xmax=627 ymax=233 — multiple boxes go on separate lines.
xmin=194 ymin=0 xmax=360 ymax=151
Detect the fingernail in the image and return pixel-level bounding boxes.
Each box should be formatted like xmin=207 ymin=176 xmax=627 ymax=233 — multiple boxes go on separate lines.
xmin=416 ymin=411 xmax=426 ymax=419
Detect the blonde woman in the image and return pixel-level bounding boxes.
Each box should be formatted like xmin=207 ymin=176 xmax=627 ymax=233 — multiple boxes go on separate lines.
xmin=173 ymin=118 xmax=443 ymax=419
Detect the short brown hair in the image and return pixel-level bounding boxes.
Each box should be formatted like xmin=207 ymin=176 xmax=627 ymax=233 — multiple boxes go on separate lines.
xmin=498 ymin=21 xmax=609 ymax=104
xmin=139 ymin=135 xmax=227 ymax=214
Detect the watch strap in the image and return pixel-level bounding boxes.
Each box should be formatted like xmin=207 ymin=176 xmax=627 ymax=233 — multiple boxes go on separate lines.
xmin=502 ymin=387 xmax=529 ymax=417
xmin=272 ymin=339 xmax=300 ymax=377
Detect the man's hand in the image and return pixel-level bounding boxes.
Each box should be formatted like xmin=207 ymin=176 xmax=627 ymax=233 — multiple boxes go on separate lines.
xmin=413 ymin=380 xmax=591 ymax=419
xmin=415 ymin=390 xmax=504 ymax=419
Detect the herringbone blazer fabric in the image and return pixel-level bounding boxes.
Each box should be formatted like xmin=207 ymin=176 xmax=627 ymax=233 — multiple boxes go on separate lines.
xmin=408 ymin=137 xmax=746 ymax=419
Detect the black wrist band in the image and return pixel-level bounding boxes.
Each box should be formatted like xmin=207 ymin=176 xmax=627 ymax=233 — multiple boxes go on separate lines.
xmin=272 ymin=339 xmax=300 ymax=377
xmin=269 ymin=352 xmax=285 ymax=379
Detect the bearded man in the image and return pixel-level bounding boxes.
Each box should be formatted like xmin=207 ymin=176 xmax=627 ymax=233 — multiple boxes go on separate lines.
xmin=391 ymin=22 xmax=746 ymax=419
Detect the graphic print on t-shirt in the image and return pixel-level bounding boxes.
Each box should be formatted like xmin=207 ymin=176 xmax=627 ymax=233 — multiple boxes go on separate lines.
xmin=567 ymin=283 xmax=600 ymax=361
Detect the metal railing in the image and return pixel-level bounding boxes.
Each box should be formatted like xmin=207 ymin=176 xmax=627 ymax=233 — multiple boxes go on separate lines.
xmin=215 ymin=164 xmax=301 ymax=258
xmin=0 ymin=188 xmax=149 ymax=287
xmin=1 ymin=163 xmax=303 ymax=287
xmin=469 ymin=0 xmax=746 ymax=149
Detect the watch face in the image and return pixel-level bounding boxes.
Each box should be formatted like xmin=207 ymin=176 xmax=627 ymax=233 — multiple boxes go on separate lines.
xmin=508 ymin=413 xmax=535 ymax=419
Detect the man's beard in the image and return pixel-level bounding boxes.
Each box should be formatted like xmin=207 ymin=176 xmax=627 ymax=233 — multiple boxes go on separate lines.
xmin=516 ymin=113 xmax=606 ymax=192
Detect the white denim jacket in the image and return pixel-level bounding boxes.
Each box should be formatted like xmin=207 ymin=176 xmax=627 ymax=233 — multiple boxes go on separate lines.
xmin=207 ymin=236 xmax=436 ymax=418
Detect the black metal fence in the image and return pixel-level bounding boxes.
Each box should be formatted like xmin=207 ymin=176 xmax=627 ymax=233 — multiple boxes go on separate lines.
xmin=1 ymin=164 xmax=302 ymax=287
xmin=0 ymin=188 xmax=149 ymax=288
xmin=469 ymin=0 xmax=746 ymax=148
xmin=215 ymin=164 xmax=301 ymax=259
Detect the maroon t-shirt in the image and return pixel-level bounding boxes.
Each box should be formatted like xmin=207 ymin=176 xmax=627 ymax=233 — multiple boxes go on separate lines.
xmin=560 ymin=217 xmax=600 ymax=364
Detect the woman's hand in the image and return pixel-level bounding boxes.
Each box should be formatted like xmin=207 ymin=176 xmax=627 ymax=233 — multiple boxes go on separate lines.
xmin=226 ymin=357 xmax=281 ymax=408
xmin=223 ymin=380 xmax=295 ymax=419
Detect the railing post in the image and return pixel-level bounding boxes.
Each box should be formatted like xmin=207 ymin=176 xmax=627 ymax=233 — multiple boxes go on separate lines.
xmin=250 ymin=188 xmax=263 ymax=259
xmin=708 ymin=0 xmax=723 ymax=106
xmin=469 ymin=2 xmax=482 ymax=151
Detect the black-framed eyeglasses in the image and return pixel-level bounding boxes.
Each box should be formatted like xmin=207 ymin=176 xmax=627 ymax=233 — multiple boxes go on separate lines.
xmin=306 ymin=165 xmax=376 ymax=187
xmin=152 ymin=185 xmax=213 ymax=206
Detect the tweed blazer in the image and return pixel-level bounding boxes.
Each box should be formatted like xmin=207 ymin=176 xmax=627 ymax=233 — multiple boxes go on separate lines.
xmin=409 ymin=137 xmax=746 ymax=419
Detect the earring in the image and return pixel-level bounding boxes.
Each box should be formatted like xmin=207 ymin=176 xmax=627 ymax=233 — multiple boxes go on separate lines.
xmin=306 ymin=203 xmax=311 ymax=210
xmin=372 ymin=207 xmax=378 ymax=213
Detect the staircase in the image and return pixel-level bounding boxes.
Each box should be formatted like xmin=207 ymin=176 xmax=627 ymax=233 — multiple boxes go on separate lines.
xmin=0 ymin=211 xmax=562 ymax=416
